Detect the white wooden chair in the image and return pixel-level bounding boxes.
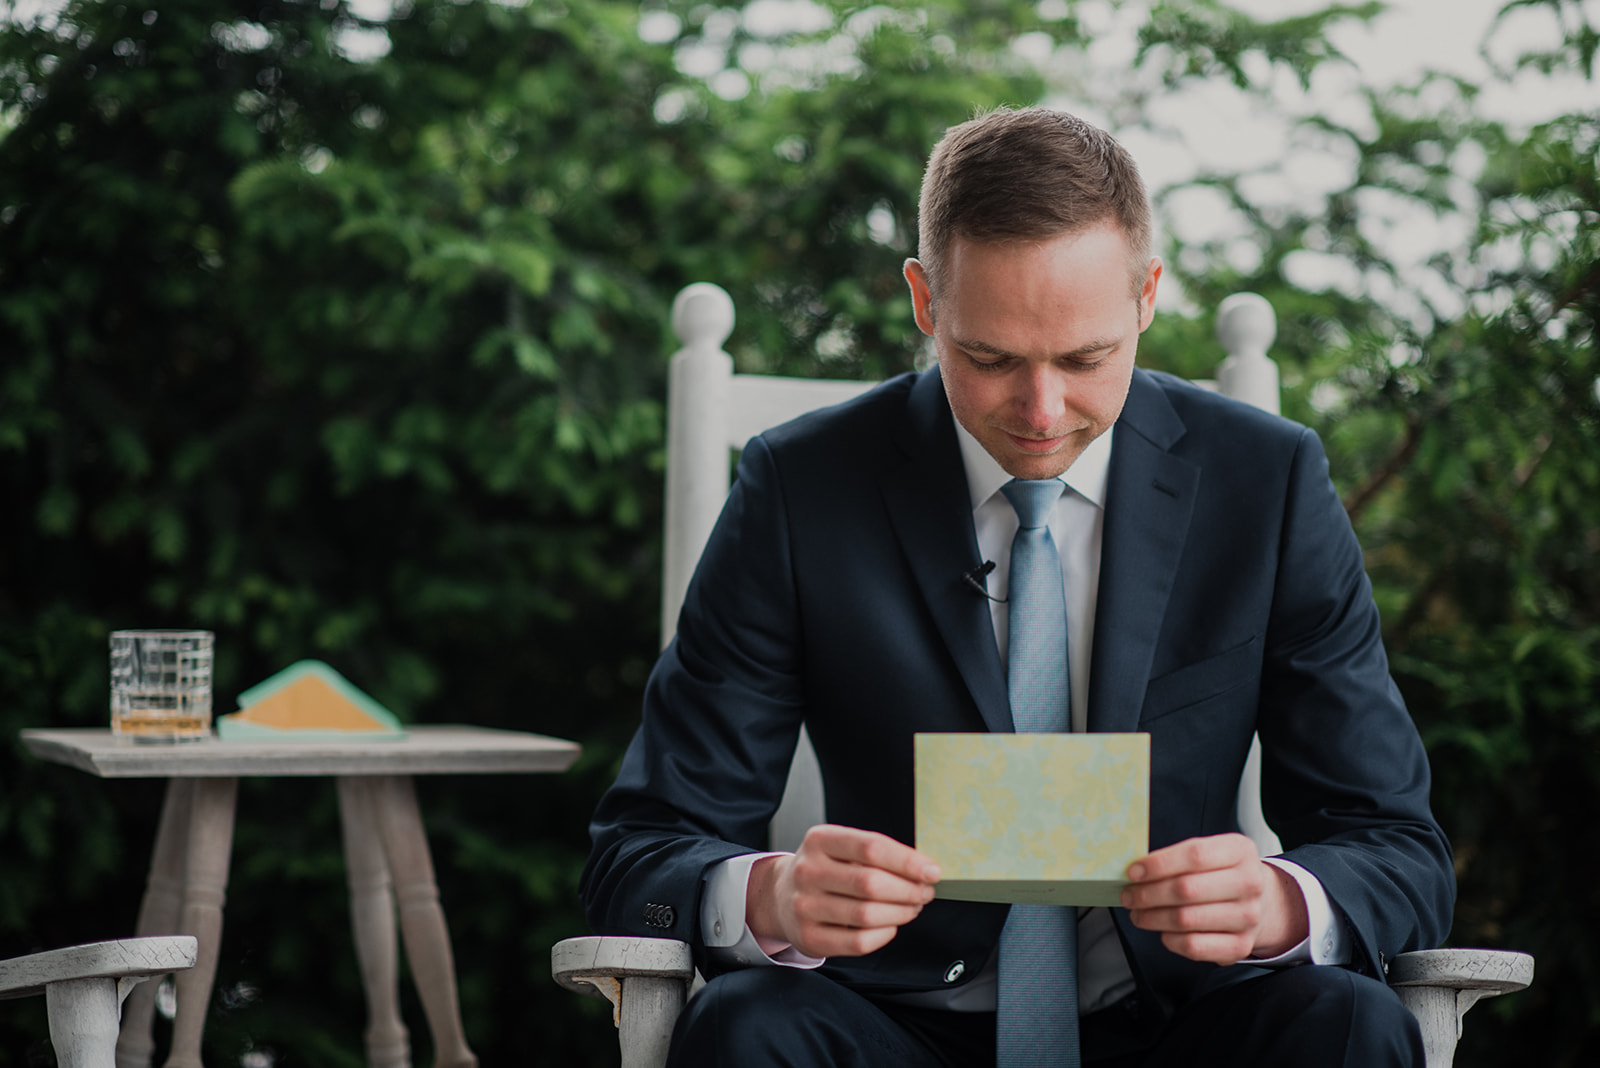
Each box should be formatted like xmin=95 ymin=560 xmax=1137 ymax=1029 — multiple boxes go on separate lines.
xmin=0 ymin=935 xmax=197 ymax=1067
xmin=552 ymin=283 xmax=1533 ymax=1068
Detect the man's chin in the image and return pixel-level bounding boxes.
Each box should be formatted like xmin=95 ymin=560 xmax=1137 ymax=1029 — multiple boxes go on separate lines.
xmin=998 ymin=451 xmax=1077 ymax=481
xmin=967 ymin=426 xmax=1085 ymax=480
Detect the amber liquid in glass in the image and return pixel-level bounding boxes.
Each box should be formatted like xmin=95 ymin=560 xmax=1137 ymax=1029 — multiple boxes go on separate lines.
xmin=111 ymin=694 xmax=209 ymax=742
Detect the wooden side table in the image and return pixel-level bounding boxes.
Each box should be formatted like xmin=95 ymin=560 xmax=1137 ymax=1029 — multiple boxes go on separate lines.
xmin=20 ymin=725 xmax=582 ymax=1068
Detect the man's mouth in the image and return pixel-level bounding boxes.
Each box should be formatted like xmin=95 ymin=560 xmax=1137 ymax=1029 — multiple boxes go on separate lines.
xmin=1004 ymin=431 xmax=1069 ymax=454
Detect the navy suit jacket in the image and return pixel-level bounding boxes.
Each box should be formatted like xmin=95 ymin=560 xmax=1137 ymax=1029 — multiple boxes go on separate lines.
xmin=582 ymin=366 xmax=1455 ymax=1020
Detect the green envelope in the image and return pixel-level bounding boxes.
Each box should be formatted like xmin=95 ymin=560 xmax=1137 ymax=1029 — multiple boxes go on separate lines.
xmin=914 ymin=732 xmax=1150 ymax=907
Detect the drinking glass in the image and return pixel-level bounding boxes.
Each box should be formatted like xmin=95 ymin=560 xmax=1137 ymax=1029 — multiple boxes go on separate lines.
xmin=109 ymin=630 xmax=214 ymax=743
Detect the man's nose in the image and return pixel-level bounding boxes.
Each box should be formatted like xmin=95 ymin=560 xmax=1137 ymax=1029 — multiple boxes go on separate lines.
xmin=1013 ymin=367 xmax=1065 ymax=430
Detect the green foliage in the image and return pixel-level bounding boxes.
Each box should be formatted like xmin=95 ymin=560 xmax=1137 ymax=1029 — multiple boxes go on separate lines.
xmin=1140 ymin=14 xmax=1600 ymax=1062
xmin=0 ymin=0 xmax=1041 ymax=1060
xmin=1138 ymin=0 xmax=1385 ymax=90
xmin=2 ymin=0 xmax=1596 ymax=1064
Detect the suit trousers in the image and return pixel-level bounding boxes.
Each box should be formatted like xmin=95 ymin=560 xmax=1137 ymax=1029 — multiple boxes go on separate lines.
xmin=665 ymin=964 xmax=1424 ymax=1068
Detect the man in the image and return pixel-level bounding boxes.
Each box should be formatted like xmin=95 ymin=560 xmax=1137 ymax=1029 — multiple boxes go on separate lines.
xmin=581 ymin=107 xmax=1454 ymax=1067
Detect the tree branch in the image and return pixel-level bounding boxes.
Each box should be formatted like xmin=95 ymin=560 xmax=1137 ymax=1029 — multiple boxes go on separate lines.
xmin=1343 ymin=411 xmax=1424 ymax=524
xmin=1548 ymin=258 xmax=1600 ymax=319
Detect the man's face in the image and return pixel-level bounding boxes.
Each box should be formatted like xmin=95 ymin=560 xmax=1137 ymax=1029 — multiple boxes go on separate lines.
xmin=905 ymin=223 xmax=1161 ymax=480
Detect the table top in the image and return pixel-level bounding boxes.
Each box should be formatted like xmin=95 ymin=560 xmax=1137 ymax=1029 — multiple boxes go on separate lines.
xmin=19 ymin=725 xmax=582 ymax=778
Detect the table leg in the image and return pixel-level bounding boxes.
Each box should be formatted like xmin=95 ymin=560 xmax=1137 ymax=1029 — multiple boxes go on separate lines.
xmin=337 ymin=777 xmax=412 ymax=1068
xmin=370 ymin=775 xmax=478 ymax=1068
xmin=118 ymin=778 xmax=196 ymax=1068
xmin=164 ymin=777 xmax=238 ymax=1068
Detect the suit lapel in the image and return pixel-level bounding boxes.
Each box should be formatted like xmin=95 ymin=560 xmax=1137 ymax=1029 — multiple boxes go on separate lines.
xmin=1088 ymin=371 xmax=1200 ymax=734
xmin=875 ymin=369 xmax=1200 ymax=737
xmin=880 ymin=371 xmax=1013 ymax=735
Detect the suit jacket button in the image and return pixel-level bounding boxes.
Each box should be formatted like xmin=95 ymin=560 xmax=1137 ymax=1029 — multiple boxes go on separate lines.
xmin=943 ymin=961 xmax=965 ymax=983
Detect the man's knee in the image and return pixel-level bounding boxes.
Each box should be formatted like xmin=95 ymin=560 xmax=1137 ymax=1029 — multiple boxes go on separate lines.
xmin=670 ymin=968 xmax=804 ymax=1061
xmin=1266 ymin=966 xmax=1415 ymax=1025
xmin=1240 ymin=967 xmax=1423 ymax=1067
xmin=668 ymin=968 xmax=941 ymax=1068
xmin=1154 ymin=967 xmax=1424 ymax=1068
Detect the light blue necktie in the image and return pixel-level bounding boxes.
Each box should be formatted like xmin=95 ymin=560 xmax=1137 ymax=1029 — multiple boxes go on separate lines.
xmin=996 ymin=478 xmax=1079 ymax=1068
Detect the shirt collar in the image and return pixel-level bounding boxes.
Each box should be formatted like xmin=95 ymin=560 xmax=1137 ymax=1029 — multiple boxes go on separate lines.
xmin=953 ymin=417 xmax=1115 ymax=513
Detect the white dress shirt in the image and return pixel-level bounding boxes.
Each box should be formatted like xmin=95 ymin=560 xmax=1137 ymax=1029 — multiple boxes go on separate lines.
xmin=701 ymin=419 xmax=1349 ymax=1005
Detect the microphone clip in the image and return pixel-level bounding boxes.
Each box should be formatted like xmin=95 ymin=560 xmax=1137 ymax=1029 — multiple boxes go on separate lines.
xmin=962 ymin=560 xmax=1004 ymax=602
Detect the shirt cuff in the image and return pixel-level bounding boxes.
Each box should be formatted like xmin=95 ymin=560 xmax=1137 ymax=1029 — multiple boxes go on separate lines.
xmin=701 ymin=852 xmax=826 ymax=969
xmin=1249 ymin=858 xmax=1350 ymax=966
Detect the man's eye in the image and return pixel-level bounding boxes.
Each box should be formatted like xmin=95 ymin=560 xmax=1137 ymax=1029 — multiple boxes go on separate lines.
xmin=1064 ymin=351 xmax=1112 ymax=370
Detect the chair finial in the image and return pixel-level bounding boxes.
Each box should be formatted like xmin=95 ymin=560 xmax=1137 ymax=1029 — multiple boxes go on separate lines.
xmin=672 ymin=283 xmax=735 ymax=351
xmin=1214 ymin=292 xmax=1281 ymax=417
xmin=1216 ymin=292 xmax=1277 ymax=361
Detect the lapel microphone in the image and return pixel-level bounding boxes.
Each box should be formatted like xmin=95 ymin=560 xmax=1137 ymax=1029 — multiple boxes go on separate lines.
xmin=962 ymin=560 xmax=1005 ymax=602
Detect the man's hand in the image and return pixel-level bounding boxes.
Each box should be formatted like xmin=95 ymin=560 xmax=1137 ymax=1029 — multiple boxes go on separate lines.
xmin=1120 ymin=833 xmax=1308 ymax=965
xmin=745 ymin=824 xmax=942 ymax=959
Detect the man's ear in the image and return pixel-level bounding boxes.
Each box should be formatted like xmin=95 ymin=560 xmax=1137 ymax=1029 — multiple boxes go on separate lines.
xmin=1137 ymin=257 xmax=1163 ymax=332
xmin=904 ymin=258 xmax=936 ymax=336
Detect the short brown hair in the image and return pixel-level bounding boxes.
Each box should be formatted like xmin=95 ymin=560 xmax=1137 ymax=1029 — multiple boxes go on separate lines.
xmin=916 ymin=106 xmax=1153 ymax=305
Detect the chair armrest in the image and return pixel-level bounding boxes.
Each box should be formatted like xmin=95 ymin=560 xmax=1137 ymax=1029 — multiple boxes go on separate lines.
xmin=553 ymin=937 xmax=695 ymax=1068
xmin=1388 ymin=948 xmax=1534 ymax=995
xmin=1388 ymin=949 xmax=1534 ymax=1068
xmin=552 ymin=936 xmax=694 ymax=998
xmin=0 ymin=936 xmax=198 ymax=1067
xmin=0 ymin=937 xmax=199 ymax=1001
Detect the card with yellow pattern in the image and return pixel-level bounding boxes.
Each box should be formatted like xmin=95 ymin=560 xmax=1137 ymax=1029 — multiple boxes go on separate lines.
xmin=914 ymin=732 xmax=1149 ymax=906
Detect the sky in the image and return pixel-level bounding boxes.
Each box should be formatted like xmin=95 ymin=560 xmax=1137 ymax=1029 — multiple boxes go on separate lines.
xmin=11 ymin=0 xmax=1591 ymax=136
xmin=1250 ymin=0 xmax=1596 ymax=125
xmin=8 ymin=0 xmax=1594 ymax=323
xmin=9 ymin=0 xmax=1593 ymax=126
xmin=1095 ymin=0 xmax=1599 ymax=184
xmin=1041 ymin=0 xmax=1600 ymax=320
xmin=656 ymin=0 xmax=1598 ymax=322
